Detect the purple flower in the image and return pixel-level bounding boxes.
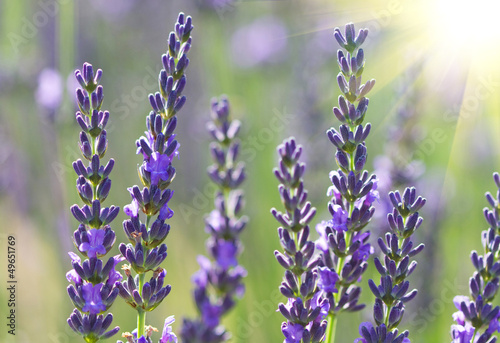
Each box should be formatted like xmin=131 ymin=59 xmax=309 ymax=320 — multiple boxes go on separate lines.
xmin=159 ymin=201 xmax=174 ymax=220
xmin=66 ymin=252 xmax=82 ymax=285
xmin=451 ymin=322 xmax=475 ymax=343
xmin=205 ymin=210 xmax=226 ymax=234
xmin=354 ymin=322 xmax=373 ymax=343
xmin=81 ymin=283 xmax=106 ymax=314
xmin=192 ymin=255 xmax=211 ymax=289
xmin=351 ymin=231 xmax=373 ymax=262
xmin=182 ymin=96 xmax=246 ymax=342
xmin=79 ymin=228 xmax=106 ymax=258
xmin=272 ymin=138 xmax=323 ymax=342
xmin=106 ymin=255 xmax=125 ymax=286
xmin=366 ymin=178 xmax=380 ymax=204
xmin=137 ymin=336 xmax=148 ymax=343
xmin=201 ymin=301 xmax=222 ymax=328
xmin=317 ymin=266 xmax=338 ymax=293
xmin=160 ymin=316 xmax=178 ymax=343
xmin=215 ymin=240 xmax=238 ymax=269
xmin=124 ymin=188 xmax=140 ymax=217
xmin=67 ymin=62 xmax=120 ymax=341
xmin=315 ymin=206 xmax=348 ymax=251
xmin=487 ymin=311 xmax=500 ymax=335
xmin=282 ymin=321 xmax=304 ymax=343
xmin=315 ymin=221 xmax=329 ymax=252
xmin=330 ymin=204 xmax=348 ymax=231
xmin=166 ymin=134 xmax=180 ymax=160
xmin=310 ymin=292 xmax=330 ymax=323
xmin=145 ymin=152 xmax=172 ymax=185
xmin=452 ymin=311 xmax=466 ymax=326
xmin=136 ymin=131 xmax=155 ymax=158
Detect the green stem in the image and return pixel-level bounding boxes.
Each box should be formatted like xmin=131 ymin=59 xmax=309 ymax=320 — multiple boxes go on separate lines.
xmin=137 ymin=272 xmax=146 ymax=338
xmin=325 ymin=313 xmax=337 ymax=343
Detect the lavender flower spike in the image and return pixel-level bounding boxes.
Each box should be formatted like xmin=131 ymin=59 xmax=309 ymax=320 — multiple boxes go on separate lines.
xmin=181 ymin=96 xmax=248 ymax=343
xmin=272 ymin=137 xmax=329 ymax=343
xmin=321 ymin=23 xmax=377 ymax=342
xmin=450 ymin=173 xmax=500 ymax=343
xmin=116 ymin=12 xmax=193 ymax=343
xmin=354 ymin=187 xmax=426 ymax=343
xmin=67 ymin=62 xmax=120 ymax=342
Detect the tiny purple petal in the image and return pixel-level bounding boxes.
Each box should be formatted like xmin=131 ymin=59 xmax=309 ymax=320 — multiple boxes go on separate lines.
xmin=160 ymin=315 xmax=178 ymax=343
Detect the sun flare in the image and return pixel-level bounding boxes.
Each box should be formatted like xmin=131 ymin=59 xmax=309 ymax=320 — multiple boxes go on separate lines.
xmin=432 ymin=0 xmax=500 ymax=54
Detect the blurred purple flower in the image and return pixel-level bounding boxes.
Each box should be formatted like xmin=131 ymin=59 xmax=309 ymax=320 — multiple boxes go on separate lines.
xmin=201 ymin=301 xmax=222 ymax=328
xmin=35 ymin=68 xmax=63 ymax=111
xmin=231 ymin=16 xmax=288 ymax=68
xmin=214 ymin=240 xmax=238 ymax=269
xmin=192 ymin=255 xmax=211 ymax=289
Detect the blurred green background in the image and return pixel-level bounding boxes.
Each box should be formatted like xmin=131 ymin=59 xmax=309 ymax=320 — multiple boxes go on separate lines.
xmin=1 ymin=0 xmax=500 ymax=342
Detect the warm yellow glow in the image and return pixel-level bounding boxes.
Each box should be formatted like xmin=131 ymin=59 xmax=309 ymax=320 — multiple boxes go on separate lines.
xmin=432 ymin=0 xmax=500 ymax=55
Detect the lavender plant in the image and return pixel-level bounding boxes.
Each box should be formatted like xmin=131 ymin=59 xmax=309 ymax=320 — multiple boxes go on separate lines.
xmin=272 ymin=137 xmax=330 ymax=343
xmin=317 ymin=23 xmax=378 ymax=342
xmin=451 ymin=173 xmax=500 ymax=342
xmin=180 ymin=96 xmax=248 ymax=343
xmin=66 ymin=62 xmax=121 ymax=342
xmin=115 ymin=12 xmax=193 ymax=343
xmin=354 ymin=187 xmax=425 ymax=343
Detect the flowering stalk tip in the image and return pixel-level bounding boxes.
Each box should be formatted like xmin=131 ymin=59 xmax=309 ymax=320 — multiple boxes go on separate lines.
xmin=272 ymin=137 xmax=329 ymax=343
xmin=355 ymin=187 xmax=426 ymax=343
xmin=181 ymin=96 xmax=248 ymax=343
xmin=116 ymin=11 xmax=193 ymax=343
xmin=66 ymin=62 xmax=121 ymax=343
xmin=320 ymin=22 xmax=378 ymax=343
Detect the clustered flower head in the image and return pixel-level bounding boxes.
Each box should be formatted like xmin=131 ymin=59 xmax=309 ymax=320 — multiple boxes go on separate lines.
xmin=272 ymin=137 xmax=330 ymax=343
xmin=318 ymin=23 xmax=377 ymax=327
xmin=355 ymin=187 xmax=426 ymax=343
xmin=115 ymin=12 xmax=193 ymax=343
xmin=181 ymin=96 xmax=248 ymax=343
xmin=451 ymin=173 xmax=500 ymax=343
xmin=67 ymin=62 xmax=121 ymax=343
